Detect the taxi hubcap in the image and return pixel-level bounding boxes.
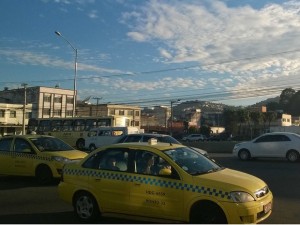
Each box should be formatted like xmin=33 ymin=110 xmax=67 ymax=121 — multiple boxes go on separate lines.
xmin=76 ymin=196 xmax=94 ymax=218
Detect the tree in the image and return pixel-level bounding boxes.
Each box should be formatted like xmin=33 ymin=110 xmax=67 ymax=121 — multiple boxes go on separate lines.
xmin=223 ymin=108 xmax=238 ymax=136
xmin=250 ymin=111 xmax=263 ymax=137
xmin=287 ymin=90 xmax=300 ymax=116
xmin=236 ymin=109 xmax=247 ymax=136
xmin=279 ymin=88 xmax=296 ymax=112
xmin=266 ymin=102 xmax=280 ymax=111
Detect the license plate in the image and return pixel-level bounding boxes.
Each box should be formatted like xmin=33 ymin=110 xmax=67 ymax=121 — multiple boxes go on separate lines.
xmin=264 ymin=202 xmax=272 ymax=213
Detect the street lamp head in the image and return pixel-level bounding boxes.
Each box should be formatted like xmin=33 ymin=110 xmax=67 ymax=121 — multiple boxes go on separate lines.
xmin=55 ymin=31 xmax=61 ymax=36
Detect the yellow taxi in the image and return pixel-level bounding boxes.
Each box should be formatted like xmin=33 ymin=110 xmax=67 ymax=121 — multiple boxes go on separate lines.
xmin=0 ymin=135 xmax=88 ymax=184
xmin=58 ymin=139 xmax=273 ymax=224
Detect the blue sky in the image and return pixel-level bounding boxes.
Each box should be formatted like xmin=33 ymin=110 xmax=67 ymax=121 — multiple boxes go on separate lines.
xmin=1 ymin=0 xmax=300 ymax=107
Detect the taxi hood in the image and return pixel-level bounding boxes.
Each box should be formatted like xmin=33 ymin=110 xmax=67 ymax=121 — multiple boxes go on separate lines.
xmin=193 ymin=168 xmax=267 ymax=193
xmin=44 ymin=150 xmax=88 ymax=160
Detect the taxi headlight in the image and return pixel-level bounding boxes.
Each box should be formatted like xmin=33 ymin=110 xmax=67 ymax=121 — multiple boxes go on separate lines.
xmin=52 ymin=156 xmax=71 ymax=163
xmin=230 ymin=191 xmax=255 ymax=203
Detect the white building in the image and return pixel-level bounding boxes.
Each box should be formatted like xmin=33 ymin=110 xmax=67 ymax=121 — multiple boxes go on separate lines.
xmin=0 ymin=103 xmax=32 ymax=136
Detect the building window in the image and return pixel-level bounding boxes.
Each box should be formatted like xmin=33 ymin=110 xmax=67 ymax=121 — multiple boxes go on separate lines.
xmin=109 ymin=109 xmax=115 ymax=115
xmin=44 ymin=95 xmax=51 ymax=102
xmin=10 ymin=111 xmax=16 ymax=118
xmin=128 ymin=110 xmax=133 ymax=116
xmin=53 ymin=110 xmax=62 ymax=116
xmin=119 ymin=110 xmax=125 ymax=116
xmin=43 ymin=108 xmax=50 ymax=116
xmin=135 ymin=111 xmax=140 ymax=116
xmin=134 ymin=121 xmax=140 ymax=126
xmin=66 ymin=97 xmax=74 ymax=104
xmin=0 ymin=110 xmax=5 ymax=118
xmin=54 ymin=96 xmax=62 ymax=103
xmin=66 ymin=110 xmax=73 ymax=116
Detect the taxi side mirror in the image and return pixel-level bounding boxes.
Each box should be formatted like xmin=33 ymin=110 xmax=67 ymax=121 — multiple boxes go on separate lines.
xmin=159 ymin=168 xmax=172 ymax=176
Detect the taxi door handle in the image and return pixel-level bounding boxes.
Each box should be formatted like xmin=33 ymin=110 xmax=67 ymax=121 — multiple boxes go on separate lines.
xmin=134 ymin=182 xmax=141 ymax=186
xmin=94 ymin=178 xmax=101 ymax=182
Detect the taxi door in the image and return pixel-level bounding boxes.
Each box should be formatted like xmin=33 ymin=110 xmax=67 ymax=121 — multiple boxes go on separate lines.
xmin=88 ymin=148 xmax=132 ymax=214
xmin=0 ymin=137 xmax=14 ymax=174
xmin=129 ymin=151 xmax=184 ymax=221
xmin=11 ymin=138 xmax=35 ymax=176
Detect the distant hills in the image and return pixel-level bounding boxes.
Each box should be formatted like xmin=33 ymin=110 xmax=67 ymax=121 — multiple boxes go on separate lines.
xmin=174 ymin=96 xmax=280 ymax=114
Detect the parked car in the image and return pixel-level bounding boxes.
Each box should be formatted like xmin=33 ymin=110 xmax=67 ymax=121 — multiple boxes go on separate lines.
xmin=58 ymin=141 xmax=273 ymax=224
xmin=182 ymin=134 xmax=207 ymax=142
xmin=85 ymin=126 xmax=140 ymax=152
xmin=115 ymin=133 xmax=208 ymax=156
xmin=207 ymin=133 xmax=231 ymax=141
xmin=233 ymin=132 xmax=300 ymax=162
xmin=0 ymin=135 xmax=88 ymax=184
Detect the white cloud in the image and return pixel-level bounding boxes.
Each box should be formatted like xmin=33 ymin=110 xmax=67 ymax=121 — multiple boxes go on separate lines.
xmin=121 ymin=0 xmax=300 ymax=102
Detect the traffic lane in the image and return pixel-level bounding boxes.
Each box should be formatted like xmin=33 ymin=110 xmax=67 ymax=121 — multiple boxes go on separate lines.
xmin=211 ymin=154 xmax=300 ymax=224
xmin=0 ymin=176 xmax=148 ymax=224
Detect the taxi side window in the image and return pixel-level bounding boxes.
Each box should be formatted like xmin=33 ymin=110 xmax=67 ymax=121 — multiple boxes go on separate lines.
xmin=135 ymin=150 xmax=179 ymax=179
xmin=14 ymin=138 xmax=33 ymax=153
xmin=83 ymin=148 xmax=129 ymax=172
xmin=0 ymin=138 xmax=13 ymax=151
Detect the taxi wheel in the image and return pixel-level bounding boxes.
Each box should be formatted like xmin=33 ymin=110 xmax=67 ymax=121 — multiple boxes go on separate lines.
xmin=74 ymin=192 xmax=100 ymax=223
xmin=190 ymin=201 xmax=227 ymax=224
xmin=35 ymin=165 xmax=53 ymax=185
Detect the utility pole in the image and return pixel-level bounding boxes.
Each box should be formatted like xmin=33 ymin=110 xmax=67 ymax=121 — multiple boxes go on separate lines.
xmin=170 ymin=99 xmax=181 ymax=136
xmin=22 ymin=83 xmax=28 ymax=135
xmin=93 ymin=97 xmax=103 ymax=116
xmin=55 ymin=31 xmax=78 ymax=117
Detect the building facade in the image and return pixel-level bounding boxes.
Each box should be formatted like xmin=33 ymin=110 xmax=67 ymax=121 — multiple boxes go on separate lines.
xmin=0 ymin=103 xmax=32 ymax=136
xmin=76 ymin=104 xmax=141 ymax=129
xmin=0 ymin=86 xmax=75 ymax=118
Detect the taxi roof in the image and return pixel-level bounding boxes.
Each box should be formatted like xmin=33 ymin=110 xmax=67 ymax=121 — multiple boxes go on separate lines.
xmin=0 ymin=134 xmax=56 ymax=139
xmin=102 ymin=141 xmax=184 ymax=152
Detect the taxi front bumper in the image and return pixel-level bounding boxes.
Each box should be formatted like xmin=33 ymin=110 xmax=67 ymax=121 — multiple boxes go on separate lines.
xmin=222 ymin=192 xmax=273 ymax=224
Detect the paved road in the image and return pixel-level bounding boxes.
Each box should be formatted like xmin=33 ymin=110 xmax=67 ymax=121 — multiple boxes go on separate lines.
xmin=0 ymin=154 xmax=299 ymax=223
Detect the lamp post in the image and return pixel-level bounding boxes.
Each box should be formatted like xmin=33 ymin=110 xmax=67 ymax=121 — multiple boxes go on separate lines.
xmin=55 ymin=31 xmax=78 ymax=117
xmin=21 ymin=83 xmax=28 ymax=135
xmin=170 ymin=99 xmax=181 ymax=136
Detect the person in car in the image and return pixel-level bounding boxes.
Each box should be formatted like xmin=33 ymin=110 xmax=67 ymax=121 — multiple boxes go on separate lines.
xmin=106 ymin=157 xmax=120 ymax=171
xmin=141 ymin=153 xmax=155 ymax=175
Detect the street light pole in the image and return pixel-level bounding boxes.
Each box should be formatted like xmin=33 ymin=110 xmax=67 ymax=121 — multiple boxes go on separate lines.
xmin=170 ymin=99 xmax=181 ymax=136
xmin=55 ymin=31 xmax=77 ymax=117
xmin=21 ymin=83 xmax=28 ymax=135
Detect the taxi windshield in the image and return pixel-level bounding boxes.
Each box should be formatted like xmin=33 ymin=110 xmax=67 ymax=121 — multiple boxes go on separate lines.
xmin=163 ymin=147 xmax=223 ymax=175
xmin=30 ymin=137 xmax=74 ymax=152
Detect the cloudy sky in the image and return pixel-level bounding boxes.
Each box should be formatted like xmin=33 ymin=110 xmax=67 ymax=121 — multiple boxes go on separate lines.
xmin=1 ymin=0 xmax=300 ymax=107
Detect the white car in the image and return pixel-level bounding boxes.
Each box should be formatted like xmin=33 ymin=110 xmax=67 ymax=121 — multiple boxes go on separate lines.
xmin=233 ymin=132 xmax=300 ymax=162
xmin=182 ymin=134 xmax=206 ymax=142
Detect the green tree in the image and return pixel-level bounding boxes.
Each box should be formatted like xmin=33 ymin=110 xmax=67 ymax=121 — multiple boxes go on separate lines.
xmin=266 ymin=102 xmax=280 ymax=111
xmin=236 ymin=109 xmax=247 ymax=136
xmin=280 ymin=88 xmax=296 ymax=112
xmin=199 ymin=125 xmax=211 ymax=137
xmin=223 ymin=108 xmax=238 ymax=135
xmin=250 ymin=111 xmax=262 ymax=137
xmin=287 ymin=90 xmax=300 ymax=116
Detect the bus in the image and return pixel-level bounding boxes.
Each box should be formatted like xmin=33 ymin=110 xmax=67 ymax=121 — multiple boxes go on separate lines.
xmin=27 ymin=116 xmax=132 ymax=149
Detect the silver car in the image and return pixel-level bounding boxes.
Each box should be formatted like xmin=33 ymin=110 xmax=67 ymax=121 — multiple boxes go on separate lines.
xmin=233 ymin=132 xmax=300 ymax=162
xmin=116 ymin=133 xmax=208 ymax=156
